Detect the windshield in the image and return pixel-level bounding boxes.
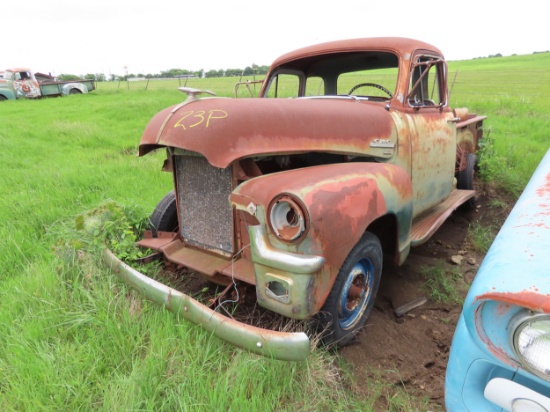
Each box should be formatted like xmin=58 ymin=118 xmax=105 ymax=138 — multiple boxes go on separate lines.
xmin=263 ymin=51 xmax=399 ymax=100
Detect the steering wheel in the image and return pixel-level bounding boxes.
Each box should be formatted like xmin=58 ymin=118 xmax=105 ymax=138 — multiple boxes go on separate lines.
xmin=348 ymin=83 xmax=393 ymax=98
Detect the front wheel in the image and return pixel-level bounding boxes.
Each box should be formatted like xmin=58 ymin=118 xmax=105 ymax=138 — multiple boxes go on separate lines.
xmin=150 ymin=191 xmax=178 ymax=236
xmin=315 ymin=232 xmax=382 ymax=346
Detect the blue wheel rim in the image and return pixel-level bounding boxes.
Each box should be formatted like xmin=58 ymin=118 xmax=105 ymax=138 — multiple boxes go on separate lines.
xmin=338 ymin=258 xmax=374 ymax=330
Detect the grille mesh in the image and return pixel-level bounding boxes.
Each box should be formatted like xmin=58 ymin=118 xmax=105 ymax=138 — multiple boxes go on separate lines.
xmin=175 ymin=155 xmax=233 ymax=255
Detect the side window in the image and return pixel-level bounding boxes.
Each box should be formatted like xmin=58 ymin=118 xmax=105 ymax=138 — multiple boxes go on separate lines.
xmin=305 ymin=76 xmax=324 ymax=96
xmin=409 ymin=56 xmax=446 ymax=107
xmin=264 ymin=73 xmax=301 ymax=98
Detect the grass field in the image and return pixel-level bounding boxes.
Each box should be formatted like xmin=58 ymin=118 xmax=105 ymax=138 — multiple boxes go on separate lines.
xmin=1 ymin=52 xmax=549 ymax=411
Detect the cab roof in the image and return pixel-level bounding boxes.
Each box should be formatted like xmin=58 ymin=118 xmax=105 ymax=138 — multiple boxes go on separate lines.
xmin=270 ymin=37 xmax=443 ymax=68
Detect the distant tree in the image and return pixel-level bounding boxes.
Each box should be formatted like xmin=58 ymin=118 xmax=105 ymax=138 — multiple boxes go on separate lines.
xmin=205 ymin=69 xmax=219 ymax=78
xmin=82 ymin=73 xmax=105 ymax=81
xmin=257 ymin=65 xmax=270 ymax=74
xmin=160 ymin=68 xmax=193 ymax=78
xmin=58 ymin=74 xmax=80 ymax=81
xmin=225 ymin=68 xmax=242 ymax=77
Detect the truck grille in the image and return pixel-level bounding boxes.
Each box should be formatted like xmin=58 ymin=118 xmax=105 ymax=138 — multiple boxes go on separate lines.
xmin=174 ymin=155 xmax=233 ymax=255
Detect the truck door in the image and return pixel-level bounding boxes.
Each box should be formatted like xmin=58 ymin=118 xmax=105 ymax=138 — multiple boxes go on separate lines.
xmin=13 ymin=70 xmax=41 ymax=98
xmin=406 ymin=55 xmax=456 ymax=218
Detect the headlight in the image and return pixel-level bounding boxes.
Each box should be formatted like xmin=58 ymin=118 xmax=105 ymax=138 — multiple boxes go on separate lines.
xmin=510 ymin=312 xmax=550 ymax=381
xmin=268 ymin=194 xmax=308 ymax=242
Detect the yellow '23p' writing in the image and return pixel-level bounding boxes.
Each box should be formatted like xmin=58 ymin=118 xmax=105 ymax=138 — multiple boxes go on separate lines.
xmin=174 ymin=110 xmax=228 ymax=130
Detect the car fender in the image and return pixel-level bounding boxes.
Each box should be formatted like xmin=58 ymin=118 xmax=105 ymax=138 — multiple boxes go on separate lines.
xmin=0 ymin=88 xmax=16 ymax=100
xmin=231 ymin=161 xmax=413 ymax=273
xmin=61 ymin=82 xmax=88 ymax=95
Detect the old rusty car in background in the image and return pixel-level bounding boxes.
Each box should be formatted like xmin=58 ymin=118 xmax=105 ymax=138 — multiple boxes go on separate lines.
xmin=104 ymin=37 xmax=486 ymax=360
xmin=0 ymin=68 xmax=95 ymax=100
xmin=445 ymin=148 xmax=550 ymax=411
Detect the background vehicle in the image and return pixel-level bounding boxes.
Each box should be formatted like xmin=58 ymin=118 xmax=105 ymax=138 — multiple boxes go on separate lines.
xmin=445 ymin=148 xmax=550 ymax=411
xmin=0 ymin=68 xmax=94 ymax=100
xmin=104 ymin=37 xmax=486 ymax=360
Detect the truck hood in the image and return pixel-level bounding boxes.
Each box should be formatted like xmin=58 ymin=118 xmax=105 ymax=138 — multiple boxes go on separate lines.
xmin=139 ymin=97 xmax=397 ymax=168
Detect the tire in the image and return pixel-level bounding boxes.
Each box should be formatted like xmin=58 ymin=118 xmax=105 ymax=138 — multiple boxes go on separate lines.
xmin=0 ymin=95 xmax=7 ymax=101
xmin=457 ymin=152 xmax=477 ymax=208
xmin=150 ymin=191 xmax=178 ymax=236
xmin=315 ymin=231 xmax=382 ymax=346
xmin=69 ymin=88 xmax=82 ymax=95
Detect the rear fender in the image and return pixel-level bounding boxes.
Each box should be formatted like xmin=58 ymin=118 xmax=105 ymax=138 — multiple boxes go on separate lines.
xmin=61 ymin=83 xmax=88 ymax=95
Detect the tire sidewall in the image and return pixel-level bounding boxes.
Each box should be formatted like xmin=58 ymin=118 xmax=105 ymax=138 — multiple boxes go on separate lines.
xmin=150 ymin=191 xmax=178 ymax=235
xmin=317 ymin=232 xmax=382 ymax=346
xmin=457 ymin=153 xmax=478 ymax=207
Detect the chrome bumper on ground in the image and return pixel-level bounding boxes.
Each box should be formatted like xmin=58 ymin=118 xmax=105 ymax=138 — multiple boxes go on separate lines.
xmin=102 ymin=248 xmax=311 ymax=361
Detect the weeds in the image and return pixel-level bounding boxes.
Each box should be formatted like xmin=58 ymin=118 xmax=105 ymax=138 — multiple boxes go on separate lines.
xmin=420 ymin=264 xmax=463 ymax=304
xmin=467 ymin=223 xmax=497 ymax=254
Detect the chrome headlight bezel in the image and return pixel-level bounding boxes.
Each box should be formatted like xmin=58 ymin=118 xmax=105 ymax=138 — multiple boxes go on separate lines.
xmin=267 ymin=194 xmax=309 ymax=243
xmin=509 ymin=311 xmax=550 ymax=382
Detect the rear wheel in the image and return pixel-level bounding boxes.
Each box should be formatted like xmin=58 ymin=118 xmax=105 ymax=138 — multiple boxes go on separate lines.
xmin=150 ymin=191 xmax=178 ymax=236
xmin=457 ymin=152 xmax=477 ymax=208
xmin=315 ymin=232 xmax=382 ymax=346
xmin=69 ymin=88 xmax=82 ymax=95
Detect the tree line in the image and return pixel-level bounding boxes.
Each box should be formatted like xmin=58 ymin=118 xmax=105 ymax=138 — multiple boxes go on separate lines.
xmin=58 ymin=64 xmax=271 ymax=82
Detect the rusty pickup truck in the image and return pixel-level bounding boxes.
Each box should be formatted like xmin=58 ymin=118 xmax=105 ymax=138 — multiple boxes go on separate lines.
xmin=103 ymin=37 xmax=486 ymax=361
xmin=0 ymin=68 xmax=95 ymax=100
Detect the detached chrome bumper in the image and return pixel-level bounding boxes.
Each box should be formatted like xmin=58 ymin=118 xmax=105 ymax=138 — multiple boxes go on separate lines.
xmin=102 ymin=248 xmax=311 ymax=361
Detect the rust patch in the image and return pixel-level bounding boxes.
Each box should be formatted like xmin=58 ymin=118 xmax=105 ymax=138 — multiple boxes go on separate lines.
xmin=476 ymin=290 xmax=550 ymax=313
xmin=536 ymin=173 xmax=550 ymax=197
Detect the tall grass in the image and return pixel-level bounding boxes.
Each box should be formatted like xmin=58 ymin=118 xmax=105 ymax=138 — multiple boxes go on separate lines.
xmin=0 ymin=91 xmax=376 ymax=411
xmin=448 ymin=53 xmax=550 ymax=194
xmin=1 ymin=52 xmax=548 ymax=410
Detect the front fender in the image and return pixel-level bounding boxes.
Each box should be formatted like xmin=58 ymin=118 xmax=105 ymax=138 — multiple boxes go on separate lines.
xmin=0 ymin=88 xmax=16 ymax=100
xmin=232 ymin=162 xmax=413 ymax=271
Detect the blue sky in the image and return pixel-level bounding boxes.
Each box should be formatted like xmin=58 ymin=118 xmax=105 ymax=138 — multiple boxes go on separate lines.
xmin=5 ymin=0 xmax=547 ymax=77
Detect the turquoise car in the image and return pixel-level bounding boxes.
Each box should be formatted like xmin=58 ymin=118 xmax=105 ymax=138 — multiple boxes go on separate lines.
xmin=445 ymin=148 xmax=550 ymax=411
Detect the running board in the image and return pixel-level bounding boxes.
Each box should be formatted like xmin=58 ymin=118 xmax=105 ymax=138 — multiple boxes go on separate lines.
xmin=410 ymin=190 xmax=475 ymax=247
